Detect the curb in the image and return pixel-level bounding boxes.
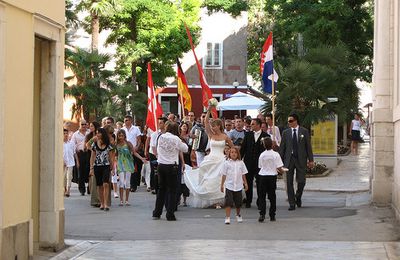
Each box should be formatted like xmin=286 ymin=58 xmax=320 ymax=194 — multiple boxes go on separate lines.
xmin=277 ymin=169 xmax=331 ymax=179
xmin=306 ymin=168 xmax=331 ymax=178
xmin=276 ymin=187 xmax=370 ymax=193
xmin=51 ymin=240 xmax=102 ymax=260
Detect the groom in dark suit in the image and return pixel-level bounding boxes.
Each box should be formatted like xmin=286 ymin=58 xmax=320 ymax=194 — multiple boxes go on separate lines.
xmin=279 ymin=113 xmax=314 ymax=210
xmin=240 ymin=118 xmax=270 ymax=208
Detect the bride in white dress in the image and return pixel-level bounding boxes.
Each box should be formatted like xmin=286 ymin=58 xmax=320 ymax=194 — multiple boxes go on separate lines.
xmin=184 ymin=108 xmax=233 ymax=208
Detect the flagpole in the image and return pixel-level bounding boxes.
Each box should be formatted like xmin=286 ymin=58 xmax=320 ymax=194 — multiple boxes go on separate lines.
xmin=152 ymin=89 xmax=158 ymax=132
xmin=271 ymin=34 xmax=276 ymax=143
xmin=150 ymin=63 xmax=158 ymax=132
xmin=180 ymin=93 xmax=185 ymax=118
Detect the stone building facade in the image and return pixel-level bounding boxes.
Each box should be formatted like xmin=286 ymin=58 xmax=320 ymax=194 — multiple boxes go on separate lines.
xmin=372 ymin=0 xmax=400 ymax=220
xmin=0 ymin=0 xmax=65 ymax=258
xmin=161 ymin=9 xmax=248 ymax=118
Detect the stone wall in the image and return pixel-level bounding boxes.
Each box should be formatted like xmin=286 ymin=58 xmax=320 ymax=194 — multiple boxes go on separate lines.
xmin=1 ymin=222 xmax=29 ymax=260
xmin=371 ymin=0 xmax=395 ymax=206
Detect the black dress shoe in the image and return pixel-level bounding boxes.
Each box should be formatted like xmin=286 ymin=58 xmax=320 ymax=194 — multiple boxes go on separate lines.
xmin=296 ymin=198 xmax=302 ymax=208
xmin=270 ymin=216 xmax=276 ymax=221
xmin=166 ymin=215 xmax=177 ymax=221
xmin=152 ymin=216 xmax=160 ymax=220
xmin=288 ymin=205 xmax=296 ymax=211
xmin=258 ymin=215 xmax=265 ymax=222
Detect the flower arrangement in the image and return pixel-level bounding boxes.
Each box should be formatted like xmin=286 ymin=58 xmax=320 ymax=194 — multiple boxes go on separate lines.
xmin=208 ymin=98 xmax=218 ymax=107
xmin=306 ymin=161 xmax=327 ymax=175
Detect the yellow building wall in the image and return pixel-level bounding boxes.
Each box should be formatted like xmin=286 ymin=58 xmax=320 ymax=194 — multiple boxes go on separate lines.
xmin=1 ymin=1 xmax=65 ymax=255
xmin=2 ymin=4 xmax=34 ymax=227
xmin=5 ymin=0 xmax=65 ymax=25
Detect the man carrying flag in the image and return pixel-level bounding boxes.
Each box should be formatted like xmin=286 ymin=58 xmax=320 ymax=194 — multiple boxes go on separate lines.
xmin=176 ymin=58 xmax=192 ymax=115
xmin=261 ymin=32 xmax=279 ymax=94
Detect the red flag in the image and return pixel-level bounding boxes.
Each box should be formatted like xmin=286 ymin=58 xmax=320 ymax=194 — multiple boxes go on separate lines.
xmin=184 ymin=24 xmax=218 ymax=118
xmin=146 ymin=62 xmax=163 ymax=132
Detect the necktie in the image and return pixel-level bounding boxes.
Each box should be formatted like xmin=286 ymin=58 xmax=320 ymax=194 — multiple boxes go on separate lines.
xmin=292 ymin=129 xmax=298 ymax=158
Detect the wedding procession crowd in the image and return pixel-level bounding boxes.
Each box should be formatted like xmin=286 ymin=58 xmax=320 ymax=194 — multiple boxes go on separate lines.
xmin=63 ymin=108 xmax=314 ymax=224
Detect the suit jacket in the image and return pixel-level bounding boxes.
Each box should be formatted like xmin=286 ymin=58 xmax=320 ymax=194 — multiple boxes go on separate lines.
xmin=279 ymin=126 xmax=314 ymax=169
xmin=240 ymin=131 xmax=270 ymax=172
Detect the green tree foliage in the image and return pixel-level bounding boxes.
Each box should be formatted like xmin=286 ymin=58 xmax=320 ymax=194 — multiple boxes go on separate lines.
xmin=65 ymin=48 xmax=117 ymax=121
xmin=77 ymin=0 xmax=121 ymax=50
xmin=65 ymin=0 xmax=80 ymax=29
xmin=263 ymin=0 xmax=373 ymax=81
xmin=248 ymin=0 xmax=373 ymax=127
xmin=102 ymin=0 xmax=202 ymax=93
xmin=202 ymin=0 xmax=248 ymax=17
xmin=261 ymin=45 xmax=359 ymax=128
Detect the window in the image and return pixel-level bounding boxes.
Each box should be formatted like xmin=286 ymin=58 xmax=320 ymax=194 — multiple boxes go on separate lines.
xmin=160 ymin=95 xmax=179 ymax=115
xmin=204 ymin=42 xmax=222 ymax=69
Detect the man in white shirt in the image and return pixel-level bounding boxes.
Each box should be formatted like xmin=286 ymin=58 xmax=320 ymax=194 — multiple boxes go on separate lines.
xmin=144 ymin=117 xmax=167 ymax=194
xmin=224 ymin=119 xmax=233 ymax=134
xmin=188 ymin=111 xmax=196 ymax=126
xmin=167 ymin=113 xmax=176 ymax=122
xmin=152 ymin=122 xmax=188 ymax=221
xmin=64 ymin=128 xmax=78 ymax=197
xmin=122 ymin=115 xmax=141 ymax=149
xmin=122 ymin=115 xmax=142 ymax=192
xmin=266 ymin=113 xmax=281 ymax=146
xmin=71 ymin=119 xmax=89 ymax=195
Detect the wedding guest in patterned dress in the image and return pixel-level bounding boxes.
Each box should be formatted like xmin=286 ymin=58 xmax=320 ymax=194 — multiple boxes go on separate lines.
xmin=116 ymin=129 xmax=146 ymax=206
xmin=89 ymin=128 xmax=115 ymax=211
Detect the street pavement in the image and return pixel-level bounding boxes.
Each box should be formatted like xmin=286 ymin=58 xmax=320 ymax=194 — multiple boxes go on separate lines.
xmin=35 ymin=142 xmax=400 ymax=259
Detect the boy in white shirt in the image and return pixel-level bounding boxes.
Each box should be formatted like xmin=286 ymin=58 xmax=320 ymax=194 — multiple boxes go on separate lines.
xmin=220 ymin=147 xmax=248 ymax=224
xmin=63 ymin=128 xmax=78 ymax=197
xmin=258 ymin=137 xmax=285 ymax=222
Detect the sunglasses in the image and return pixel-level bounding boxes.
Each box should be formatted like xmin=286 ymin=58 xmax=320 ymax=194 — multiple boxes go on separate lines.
xmin=288 ymin=120 xmax=294 ymax=123
xmin=81 ymin=123 xmax=87 ymax=126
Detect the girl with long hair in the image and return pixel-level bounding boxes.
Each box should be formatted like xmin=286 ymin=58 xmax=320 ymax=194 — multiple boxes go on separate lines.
xmin=116 ymin=129 xmax=146 ymax=206
xmin=89 ymin=128 xmax=115 ymax=211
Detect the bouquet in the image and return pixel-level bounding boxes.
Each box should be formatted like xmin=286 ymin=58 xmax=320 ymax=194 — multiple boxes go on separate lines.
xmin=208 ymin=98 xmax=219 ymax=107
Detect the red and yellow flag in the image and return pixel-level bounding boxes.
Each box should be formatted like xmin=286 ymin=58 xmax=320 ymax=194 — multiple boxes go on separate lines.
xmin=176 ymin=58 xmax=192 ymax=113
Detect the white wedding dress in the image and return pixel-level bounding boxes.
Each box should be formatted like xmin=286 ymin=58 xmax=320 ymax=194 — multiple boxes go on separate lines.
xmin=184 ymin=139 xmax=226 ymax=208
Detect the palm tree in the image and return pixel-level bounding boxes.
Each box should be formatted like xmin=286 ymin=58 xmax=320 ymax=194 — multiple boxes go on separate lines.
xmin=77 ymin=0 xmax=120 ymax=50
xmin=65 ymin=0 xmax=80 ymax=30
xmin=65 ymin=48 xmax=117 ymax=121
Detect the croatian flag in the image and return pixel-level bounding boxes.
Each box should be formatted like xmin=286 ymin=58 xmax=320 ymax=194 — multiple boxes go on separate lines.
xmin=260 ymin=32 xmax=278 ymax=94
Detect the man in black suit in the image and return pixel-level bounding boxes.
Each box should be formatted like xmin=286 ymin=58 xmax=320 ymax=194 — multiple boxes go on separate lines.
xmin=240 ymin=118 xmax=270 ymax=208
xmin=279 ymin=113 xmax=314 ymax=210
